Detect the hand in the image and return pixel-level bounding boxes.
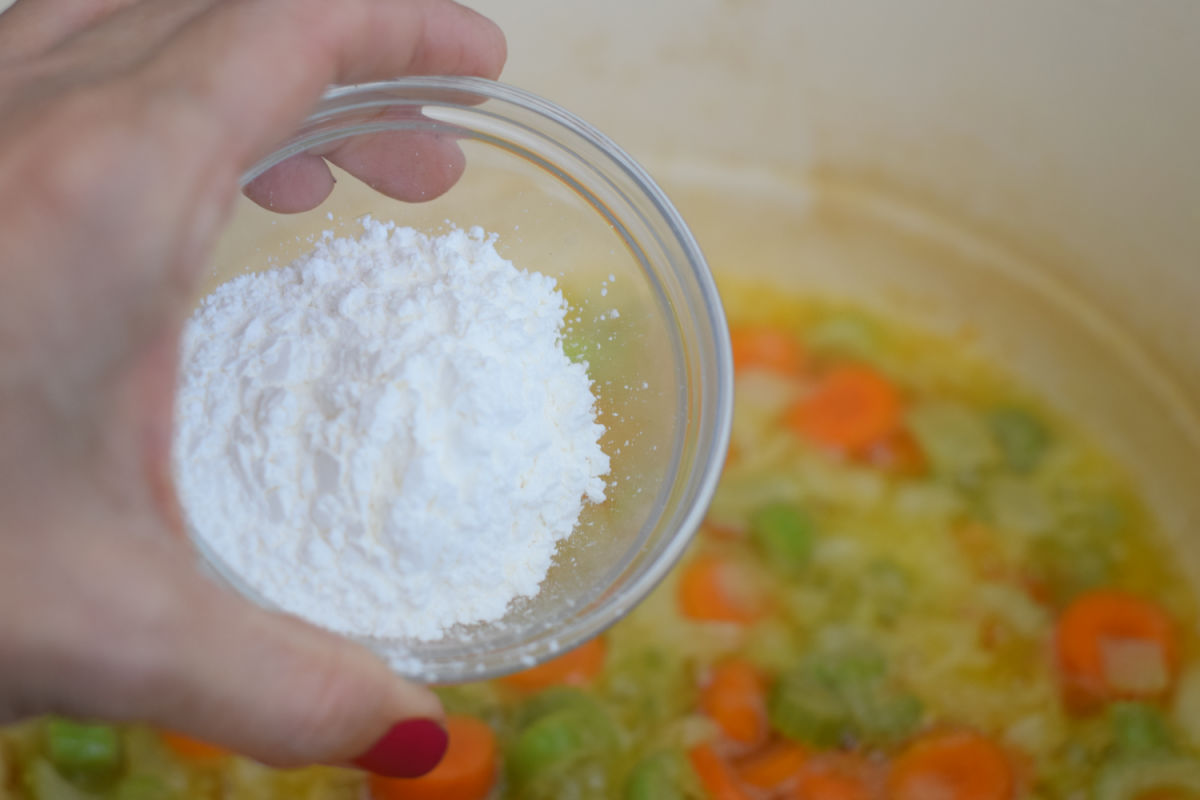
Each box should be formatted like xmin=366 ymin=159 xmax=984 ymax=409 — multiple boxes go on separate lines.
xmin=0 ymin=0 xmax=504 ymax=776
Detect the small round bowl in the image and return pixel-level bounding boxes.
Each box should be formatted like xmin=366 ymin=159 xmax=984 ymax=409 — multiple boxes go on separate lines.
xmin=192 ymin=77 xmax=732 ymax=683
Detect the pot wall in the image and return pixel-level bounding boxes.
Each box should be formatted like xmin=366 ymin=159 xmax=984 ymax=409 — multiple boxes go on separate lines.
xmin=476 ymin=0 xmax=1200 ymax=397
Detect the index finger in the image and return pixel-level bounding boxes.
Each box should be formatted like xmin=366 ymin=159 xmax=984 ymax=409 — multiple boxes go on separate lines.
xmin=137 ymin=0 xmax=505 ymax=173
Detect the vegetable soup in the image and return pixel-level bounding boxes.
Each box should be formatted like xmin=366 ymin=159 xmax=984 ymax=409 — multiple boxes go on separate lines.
xmin=4 ymin=286 xmax=1197 ymax=800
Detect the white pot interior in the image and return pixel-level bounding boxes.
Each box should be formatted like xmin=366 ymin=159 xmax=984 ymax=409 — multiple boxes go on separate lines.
xmin=474 ymin=0 xmax=1200 ymax=582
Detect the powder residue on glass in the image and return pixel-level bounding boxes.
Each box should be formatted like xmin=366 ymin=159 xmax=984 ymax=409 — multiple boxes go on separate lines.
xmin=173 ymin=219 xmax=610 ymax=641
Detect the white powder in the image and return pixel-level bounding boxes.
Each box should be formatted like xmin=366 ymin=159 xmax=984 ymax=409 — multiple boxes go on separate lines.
xmin=174 ymin=219 xmax=609 ymax=642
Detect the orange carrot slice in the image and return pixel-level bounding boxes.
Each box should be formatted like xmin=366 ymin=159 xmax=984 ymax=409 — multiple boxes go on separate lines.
xmin=786 ymin=366 xmax=902 ymax=454
xmin=887 ymin=731 xmax=1014 ymax=800
xmin=786 ymin=753 xmax=880 ymax=800
xmin=731 ymin=326 xmax=805 ymax=376
xmin=368 ymin=716 xmax=497 ymax=800
xmin=678 ymin=555 xmax=764 ymax=624
xmin=1055 ymin=589 xmax=1178 ymax=711
xmin=700 ymin=660 xmax=769 ymax=746
xmin=499 ymin=637 xmax=606 ymax=691
xmin=688 ymin=744 xmax=753 ymax=800
xmin=735 ymin=740 xmax=808 ymax=790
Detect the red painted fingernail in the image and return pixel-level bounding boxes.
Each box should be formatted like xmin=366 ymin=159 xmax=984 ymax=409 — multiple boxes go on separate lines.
xmin=352 ymin=718 xmax=448 ymax=778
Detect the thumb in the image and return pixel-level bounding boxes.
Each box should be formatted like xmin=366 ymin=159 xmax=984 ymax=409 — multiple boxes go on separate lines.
xmin=148 ymin=563 xmax=449 ymax=776
xmin=2 ymin=522 xmax=446 ymax=778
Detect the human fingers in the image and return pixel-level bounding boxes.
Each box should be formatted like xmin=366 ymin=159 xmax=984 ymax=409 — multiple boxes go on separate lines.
xmin=323 ymin=128 xmax=466 ymax=203
xmin=242 ymin=153 xmax=336 ymax=214
xmin=138 ymin=0 xmax=505 ymax=174
xmin=231 ymin=0 xmax=503 ymax=212
xmin=0 ymin=520 xmax=445 ymax=775
xmin=245 ymin=125 xmax=467 ymax=213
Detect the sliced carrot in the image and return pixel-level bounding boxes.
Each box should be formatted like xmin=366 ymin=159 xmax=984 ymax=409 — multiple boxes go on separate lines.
xmin=785 ymin=754 xmax=880 ymax=800
xmin=786 ymin=366 xmax=902 ymax=455
xmin=158 ymin=730 xmax=231 ymax=764
xmin=499 ymin=637 xmax=606 ymax=691
xmin=799 ymin=770 xmax=873 ymax=800
xmin=731 ymin=326 xmax=805 ymax=376
xmin=1055 ymin=589 xmax=1178 ymax=711
xmin=678 ymin=554 xmax=764 ymax=624
xmin=368 ymin=716 xmax=497 ymax=800
xmin=887 ymin=731 xmax=1014 ymax=800
xmin=735 ymin=740 xmax=808 ymax=790
xmin=700 ymin=660 xmax=770 ymax=746
xmin=688 ymin=744 xmax=753 ymax=800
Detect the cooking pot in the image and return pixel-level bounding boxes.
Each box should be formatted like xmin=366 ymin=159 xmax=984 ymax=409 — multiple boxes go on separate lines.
xmin=472 ymin=0 xmax=1200 ymax=585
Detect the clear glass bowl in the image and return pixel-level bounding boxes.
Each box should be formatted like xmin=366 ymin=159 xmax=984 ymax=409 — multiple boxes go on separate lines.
xmin=192 ymin=77 xmax=732 ymax=683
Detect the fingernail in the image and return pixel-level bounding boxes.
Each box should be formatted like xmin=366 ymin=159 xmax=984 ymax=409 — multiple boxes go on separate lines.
xmin=351 ymin=718 xmax=448 ymax=778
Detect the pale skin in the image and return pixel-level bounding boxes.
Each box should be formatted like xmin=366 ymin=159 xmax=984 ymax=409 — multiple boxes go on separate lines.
xmin=0 ymin=0 xmax=505 ymax=769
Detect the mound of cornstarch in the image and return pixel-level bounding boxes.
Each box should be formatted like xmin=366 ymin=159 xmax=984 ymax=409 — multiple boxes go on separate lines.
xmin=174 ymin=219 xmax=609 ymax=641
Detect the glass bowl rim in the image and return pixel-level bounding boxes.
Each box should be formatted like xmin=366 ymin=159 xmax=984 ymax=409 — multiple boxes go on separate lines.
xmin=198 ymin=75 xmax=735 ymax=681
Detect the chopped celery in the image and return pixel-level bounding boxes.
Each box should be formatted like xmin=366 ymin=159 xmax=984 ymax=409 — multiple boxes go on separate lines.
xmin=625 ymin=751 xmax=698 ymax=800
xmin=1093 ymin=756 xmax=1200 ymax=800
xmin=509 ymin=694 xmax=618 ymax=786
xmin=808 ymin=646 xmax=922 ymax=743
xmin=989 ymin=407 xmax=1050 ymax=473
xmin=769 ymin=644 xmax=922 ymax=748
xmin=1110 ymin=703 xmax=1174 ymax=757
xmin=44 ymin=719 xmax=121 ymax=789
xmin=750 ymin=502 xmax=815 ymax=574
xmin=769 ymin=670 xmax=850 ymax=747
